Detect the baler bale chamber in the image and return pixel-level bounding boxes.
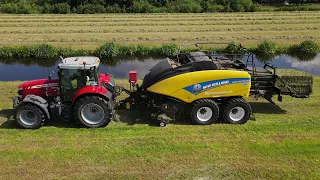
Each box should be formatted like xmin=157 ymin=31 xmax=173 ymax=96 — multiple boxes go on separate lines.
xmin=118 ymin=42 xmax=314 ymax=126
xmin=194 ymin=42 xmax=314 ymax=104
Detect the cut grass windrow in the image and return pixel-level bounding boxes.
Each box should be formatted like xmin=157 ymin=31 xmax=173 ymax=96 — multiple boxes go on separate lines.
xmin=0 ymin=12 xmax=319 ymax=49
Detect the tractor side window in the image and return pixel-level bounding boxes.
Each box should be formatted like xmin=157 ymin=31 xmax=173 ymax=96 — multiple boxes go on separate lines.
xmin=60 ymin=69 xmax=82 ymax=101
xmin=85 ymin=69 xmax=98 ymax=86
xmin=85 ymin=70 xmax=95 ymax=81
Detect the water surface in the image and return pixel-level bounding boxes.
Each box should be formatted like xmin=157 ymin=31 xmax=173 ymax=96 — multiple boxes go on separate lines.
xmin=0 ymin=54 xmax=319 ymax=81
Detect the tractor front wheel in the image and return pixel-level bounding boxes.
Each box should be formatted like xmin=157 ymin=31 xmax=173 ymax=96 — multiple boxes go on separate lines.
xmin=222 ymin=97 xmax=251 ymax=124
xmin=74 ymin=96 xmax=112 ymax=128
xmin=191 ymin=99 xmax=219 ymax=125
xmin=14 ymin=103 xmax=45 ymax=129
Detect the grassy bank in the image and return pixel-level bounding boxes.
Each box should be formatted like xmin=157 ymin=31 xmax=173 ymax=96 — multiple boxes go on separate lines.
xmin=1 ymin=78 xmax=320 ymax=179
xmin=0 ymin=40 xmax=319 ymax=60
xmin=0 ymin=12 xmax=319 ymax=49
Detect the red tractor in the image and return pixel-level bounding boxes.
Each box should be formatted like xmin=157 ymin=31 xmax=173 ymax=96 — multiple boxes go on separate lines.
xmin=12 ymin=56 xmax=118 ymax=129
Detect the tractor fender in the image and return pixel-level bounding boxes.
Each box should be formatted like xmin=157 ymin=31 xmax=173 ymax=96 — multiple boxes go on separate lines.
xmin=22 ymin=95 xmax=50 ymax=119
xmin=72 ymin=86 xmax=112 ymax=104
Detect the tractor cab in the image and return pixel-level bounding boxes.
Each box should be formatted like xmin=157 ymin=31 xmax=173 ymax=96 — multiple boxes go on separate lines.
xmin=57 ymin=56 xmax=100 ymax=101
xmin=13 ymin=56 xmax=117 ymax=129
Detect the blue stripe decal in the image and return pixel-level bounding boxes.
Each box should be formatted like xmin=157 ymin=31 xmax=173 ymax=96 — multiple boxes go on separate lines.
xmin=184 ymin=78 xmax=250 ymax=95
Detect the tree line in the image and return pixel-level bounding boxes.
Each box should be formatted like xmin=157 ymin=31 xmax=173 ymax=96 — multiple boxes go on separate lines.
xmin=0 ymin=0 xmax=319 ymax=14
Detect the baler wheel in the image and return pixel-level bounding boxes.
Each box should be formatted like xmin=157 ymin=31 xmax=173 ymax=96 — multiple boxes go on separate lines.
xmin=73 ymin=96 xmax=112 ymax=128
xmin=191 ymin=99 xmax=219 ymax=125
xmin=222 ymin=98 xmax=251 ymax=124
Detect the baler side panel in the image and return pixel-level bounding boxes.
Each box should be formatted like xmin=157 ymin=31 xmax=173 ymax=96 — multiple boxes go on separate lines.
xmin=147 ymin=70 xmax=251 ymax=103
xmin=147 ymin=73 xmax=193 ymax=99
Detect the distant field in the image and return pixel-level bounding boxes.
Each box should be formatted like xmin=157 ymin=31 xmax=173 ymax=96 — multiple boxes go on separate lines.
xmin=0 ymin=12 xmax=319 ymax=49
xmin=1 ymin=78 xmax=320 ymax=179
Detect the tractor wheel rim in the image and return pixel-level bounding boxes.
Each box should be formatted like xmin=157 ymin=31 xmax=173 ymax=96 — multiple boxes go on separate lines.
xmin=196 ymin=107 xmax=213 ymax=122
xmin=229 ymin=107 xmax=245 ymax=121
xmin=19 ymin=110 xmax=37 ymax=126
xmin=81 ymin=103 xmax=105 ymax=125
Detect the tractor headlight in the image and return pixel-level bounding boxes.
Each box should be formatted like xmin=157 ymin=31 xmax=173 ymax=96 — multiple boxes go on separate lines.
xmin=18 ymin=88 xmax=22 ymax=95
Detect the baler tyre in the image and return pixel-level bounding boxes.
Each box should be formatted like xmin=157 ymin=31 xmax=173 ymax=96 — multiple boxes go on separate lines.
xmin=74 ymin=96 xmax=111 ymax=128
xmin=191 ymin=99 xmax=219 ymax=125
xmin=14 ymin=103 xmax=45 ymax=129
xmin=222 ymin=98 xmax=251 ymax=124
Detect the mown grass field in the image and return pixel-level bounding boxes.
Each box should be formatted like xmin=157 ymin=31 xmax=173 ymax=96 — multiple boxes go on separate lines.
xmin=0 ymin=78 xmax=320 ymax=179
xmin=0 ymin=12 xmax=320 ymax=49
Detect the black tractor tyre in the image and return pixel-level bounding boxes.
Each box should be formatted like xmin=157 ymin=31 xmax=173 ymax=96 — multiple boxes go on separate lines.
xmin=191 ymin=99 xmax=219 ymax=125
xmin=73 ymin=96 xmax=112 ymax=128
xmin=14 ymin=103 xmax=45 ymax=129
xmin=222 ymin=97 xmax=252 ymax=124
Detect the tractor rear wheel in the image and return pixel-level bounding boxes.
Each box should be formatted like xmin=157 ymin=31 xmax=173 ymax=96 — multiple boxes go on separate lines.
xmin=73 ymin=96 xmax=112 ymax=128
xmin=14 ymin=103 xmax=45 ymax=129
xmin=222 ymin=97 xmax=251 ymax=124
xmin=191 ymin=99 xmax=219 ymax=125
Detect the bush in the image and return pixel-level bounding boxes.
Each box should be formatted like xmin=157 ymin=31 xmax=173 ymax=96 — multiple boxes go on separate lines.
xmin=0 ymin=3 xmax=41 ymax=14
xmin=57 ymin=47 xmax=75 ymax=57
xmin=297 ymin=40 xmax=319 ymax=54
xmin=95 ymin=42 xmax=120 ymax=58
xmin=52 ymin=3 xmax=71 ymax=14
xmin=136 ymin=45 xmax=151 ymax=56
xmin=42 ymin=3 xmax=54 ymax=13
xmin=119 ymin=45 xmax=137 ymax=56
xmin=288 ymin=40 xmax=319 ymax=61
xmin=20 ymin=3 xmax=41 ymax=14
xmin=255 ymin=40 xmax=278 ymax=55
xmin=152 ymin=7 xmax=168 ymax=13
xmin=0 ymin=3 xmax=20 ymax=14
xmin=224 ymin=43 xmax=244 ymax=54
xmin=170 ymin=0 xmax=202 ymax=13
xmin=0 ymin=46 xmax=14 ymax=58
xmin=105 ymin=4 xmax=124 ymax=13
xmin=152 ymin=44 xmax=178 ymax=56
xmin=74 ymin=49 xmax=90 ymax=56
xmin=230 ymin=0 xmax=245 ymax=12
xmin=27 ymin=44 xmax=58 ymax=59
xmin=130 ymin=0 xmax=154 ymax=13
xmin=206 ymin=4 xmax=225 ymax=12
xmin=229 ymin=0 xmax=254 ymax=12
xmin=77 ymin=4 xmax=106 ymax=14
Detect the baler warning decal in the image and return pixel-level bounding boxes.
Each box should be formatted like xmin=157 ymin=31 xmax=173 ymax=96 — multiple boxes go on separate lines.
xmin=184 ymin=78 xmax=250 ymax=95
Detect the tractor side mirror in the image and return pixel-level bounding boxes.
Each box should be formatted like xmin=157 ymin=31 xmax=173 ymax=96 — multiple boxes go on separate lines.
xmin=48 ymin=71 xmax=55 ymax=81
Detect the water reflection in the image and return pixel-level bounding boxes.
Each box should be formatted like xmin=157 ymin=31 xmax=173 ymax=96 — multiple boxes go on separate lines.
xmin=0 ymin=53 xmax=319 ymax=81
xmin=275 ymin=54 xmax=320 ymax=75
xmin=256 ymin=51 xmax=318 ymax=62
xmin=0 ymin=58 xmax=160 ymax=81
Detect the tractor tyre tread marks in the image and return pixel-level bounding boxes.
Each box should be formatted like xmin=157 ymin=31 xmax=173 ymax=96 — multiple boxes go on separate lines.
xmin=14 ymin=103 xmax=45 ymax=129
xmin=191 ymin=98 xmax=219 ymax=125
xmin=73 ymin=96 xmax=112 ymax=128
xmin=222 ymin=97 xmax=252 ymax=124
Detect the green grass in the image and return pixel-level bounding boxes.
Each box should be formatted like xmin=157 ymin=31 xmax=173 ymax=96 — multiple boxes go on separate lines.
xmin=1 ymin=78 xmax=320 ymax=179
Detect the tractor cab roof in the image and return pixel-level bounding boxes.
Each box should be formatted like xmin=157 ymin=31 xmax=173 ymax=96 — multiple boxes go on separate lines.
xmin=58 ymin=56 xmax=100 ymax=70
